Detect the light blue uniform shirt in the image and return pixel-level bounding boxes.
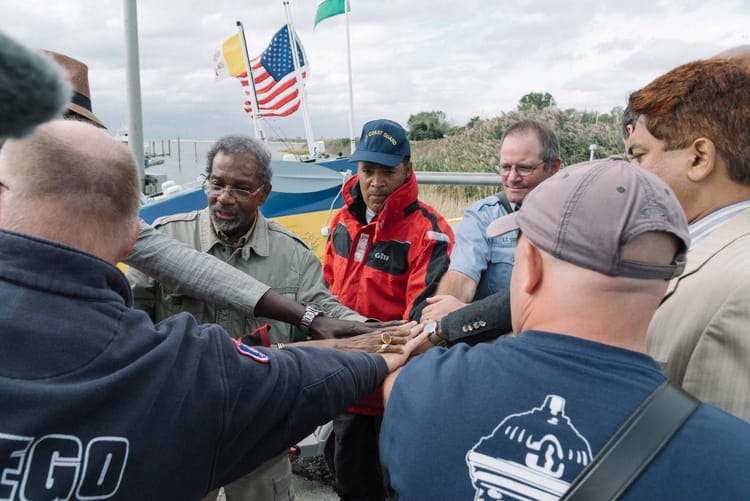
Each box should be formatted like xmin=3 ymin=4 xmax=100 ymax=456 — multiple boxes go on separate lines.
xmin=448 ymin=194 xmax=518 ymax=300
xmin=688 ymin=200 xmax=750 ymax=248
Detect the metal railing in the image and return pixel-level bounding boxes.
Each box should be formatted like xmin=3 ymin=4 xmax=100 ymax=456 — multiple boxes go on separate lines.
xmin=414 ymin=171 xmax=503 ymax=186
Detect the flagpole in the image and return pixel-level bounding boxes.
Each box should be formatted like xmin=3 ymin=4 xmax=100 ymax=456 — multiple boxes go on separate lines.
xmin=123 ymin=0 xmax=146 ymax=190
xmin=344 ymin=0 xmax=356 ymax=155
xmin=283 ymin=0 xmax=316 ymax=158
xmin=236 ymin=21 xmax=265 ymax=142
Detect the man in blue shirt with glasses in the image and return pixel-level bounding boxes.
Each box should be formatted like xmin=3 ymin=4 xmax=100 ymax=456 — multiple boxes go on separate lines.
xmin=422 ymin=120 xmax=560 ymax=324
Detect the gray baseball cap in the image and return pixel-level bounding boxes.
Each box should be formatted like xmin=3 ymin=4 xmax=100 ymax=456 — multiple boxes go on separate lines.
xmin=486 ymin=157 xmax=690 ymax=280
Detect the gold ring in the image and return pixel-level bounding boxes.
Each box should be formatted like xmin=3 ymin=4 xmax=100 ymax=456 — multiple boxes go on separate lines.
xmin=381 ymin=332 xmax=393 ymax=344
xmin=376 ymin=343 xmax=388 ymax=353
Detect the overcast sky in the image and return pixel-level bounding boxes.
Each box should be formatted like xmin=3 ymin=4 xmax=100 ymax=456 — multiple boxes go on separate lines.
xmin=3 ymin=0 xmax=749 ymax=141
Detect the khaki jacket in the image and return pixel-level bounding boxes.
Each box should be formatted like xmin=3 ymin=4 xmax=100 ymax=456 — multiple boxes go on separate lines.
xmin=129 ymin=208 xmax=365 ymax=344
xmin=648 ymin=207 xmax=750 ymax=421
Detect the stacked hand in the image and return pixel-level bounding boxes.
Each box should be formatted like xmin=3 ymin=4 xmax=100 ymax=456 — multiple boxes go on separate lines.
xmin=420 ymin=295 xmax=467 ymax=323
xmin=335 ymin=321 xmax=418 ymax=354
xmin=293 ymin=321 xmax=427 ymax=373
xmin=309 ymin=316 xmax=406 ymax=339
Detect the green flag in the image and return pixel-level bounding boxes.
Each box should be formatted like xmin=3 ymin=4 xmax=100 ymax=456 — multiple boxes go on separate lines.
xmin=314 ymin=0 xmax=346 ymax=28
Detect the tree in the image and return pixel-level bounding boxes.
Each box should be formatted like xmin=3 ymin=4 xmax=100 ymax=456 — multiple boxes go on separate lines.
xmin=466 ymin=116 xmax=481 ymax=129
xmin=517 ymin=92 xmax=556 ymax=112
xmin=407 ymin=111 xmax=450 ymax=140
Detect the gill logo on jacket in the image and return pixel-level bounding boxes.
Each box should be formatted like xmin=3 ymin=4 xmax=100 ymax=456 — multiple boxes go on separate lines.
xmin=373 ymin=252 xmax=389 ymax=262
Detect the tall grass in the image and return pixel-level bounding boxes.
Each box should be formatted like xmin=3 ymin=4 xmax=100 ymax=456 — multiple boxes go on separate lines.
xmin=418 ymin=184 xmax=497 ymax=220
xmin=322 ymin=109 xmax=624 ymax=220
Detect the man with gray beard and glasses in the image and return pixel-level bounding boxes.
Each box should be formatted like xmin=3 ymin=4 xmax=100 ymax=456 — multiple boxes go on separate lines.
xmin=129 ymin=134 xmax=372 ymax=501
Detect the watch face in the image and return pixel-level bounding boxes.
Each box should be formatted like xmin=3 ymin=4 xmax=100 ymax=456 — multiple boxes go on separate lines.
xmin=424 ymin=320 xmax=438 ymax=334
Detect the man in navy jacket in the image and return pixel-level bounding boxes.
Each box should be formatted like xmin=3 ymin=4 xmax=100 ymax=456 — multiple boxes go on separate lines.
xmin=0 ymin=120 xmax=422 ymax=500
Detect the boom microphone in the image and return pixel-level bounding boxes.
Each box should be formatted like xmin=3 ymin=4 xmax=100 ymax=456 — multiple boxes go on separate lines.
xmin=0 ymin=31 xmax=71 ymax=139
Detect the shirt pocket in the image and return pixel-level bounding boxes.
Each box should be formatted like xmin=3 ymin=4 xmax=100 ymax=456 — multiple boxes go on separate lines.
xmin=484 ymin=235 xmax=517 ymax=293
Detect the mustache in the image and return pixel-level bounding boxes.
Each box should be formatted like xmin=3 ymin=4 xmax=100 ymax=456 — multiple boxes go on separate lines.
xmin=211 ymin=204 xmax=240 ymax=218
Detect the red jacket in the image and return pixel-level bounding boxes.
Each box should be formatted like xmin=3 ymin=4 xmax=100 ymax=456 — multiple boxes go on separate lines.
xmin=325 ymin=172 xmax=453 ymax=322
xmin=324 ymin=172 xmax=454 ymax=414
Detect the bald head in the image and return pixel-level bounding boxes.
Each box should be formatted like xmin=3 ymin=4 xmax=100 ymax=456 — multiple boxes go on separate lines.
xmin=0 ymin=120 xmax=140 ymax=262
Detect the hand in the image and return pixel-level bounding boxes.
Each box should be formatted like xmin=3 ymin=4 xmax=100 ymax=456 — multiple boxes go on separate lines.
xmin=378 ymin=323 xmax=430 ymax=372
xmin=420 ymin=295 xmax=467 ymax=323
xmin=308 ymin=316 xmax=406 ymax=339
xmin=332 ymin=322 xmax=417 ymax=353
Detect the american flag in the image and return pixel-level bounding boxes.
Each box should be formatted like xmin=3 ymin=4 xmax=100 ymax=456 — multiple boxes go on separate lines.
xmin=238 ymin=25 xmax=308 ymax=118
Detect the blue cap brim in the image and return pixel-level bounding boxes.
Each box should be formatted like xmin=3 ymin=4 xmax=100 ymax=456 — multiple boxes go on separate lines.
xmin=349 ymin=150 xmax=404 ymax=167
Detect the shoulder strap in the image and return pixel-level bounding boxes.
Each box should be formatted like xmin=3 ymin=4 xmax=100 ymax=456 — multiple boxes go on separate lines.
xmin=497 ymin=191 xmax=513 ymax=214
xmin=561 ymin=381 xmax=700 ymax=501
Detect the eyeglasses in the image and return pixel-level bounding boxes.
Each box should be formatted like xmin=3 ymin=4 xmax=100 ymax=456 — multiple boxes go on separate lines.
xmin=202 ymin=179 xmax=265 ymax=202
xmin=496 ymin=160 xmax=545 ymax=177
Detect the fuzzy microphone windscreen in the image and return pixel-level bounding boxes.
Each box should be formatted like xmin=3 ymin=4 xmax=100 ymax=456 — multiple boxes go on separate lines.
xmin=0 ymin=31 xmax=72 ymax=139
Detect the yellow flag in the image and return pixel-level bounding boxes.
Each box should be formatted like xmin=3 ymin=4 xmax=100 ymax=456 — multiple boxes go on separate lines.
xmin=213 ymin=33 xmax=246 ymax=80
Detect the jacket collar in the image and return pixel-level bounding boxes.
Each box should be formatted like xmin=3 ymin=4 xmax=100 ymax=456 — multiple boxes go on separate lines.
xmin=342 ymin=171 xmax=419 ymax=225
xmin=663 ymin=206 xmax=750 ymax=298
xmin=0 ymin=229 xmax=132 ymax=306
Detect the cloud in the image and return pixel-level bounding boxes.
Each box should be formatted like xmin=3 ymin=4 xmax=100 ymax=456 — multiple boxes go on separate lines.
xmin=1 ymin=0 xmax=749 ymax=140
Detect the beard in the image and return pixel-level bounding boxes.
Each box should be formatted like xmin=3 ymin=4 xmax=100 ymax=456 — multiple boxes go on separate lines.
xmin=209 ymin=203 xmax=247 ymax=237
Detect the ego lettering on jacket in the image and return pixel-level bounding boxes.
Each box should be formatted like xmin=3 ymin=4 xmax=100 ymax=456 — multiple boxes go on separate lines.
xmin=0 ymin=432 xmax=129 ymax=500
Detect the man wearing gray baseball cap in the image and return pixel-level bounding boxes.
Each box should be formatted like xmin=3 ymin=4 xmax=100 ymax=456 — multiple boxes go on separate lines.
xmin=379 ymin=157 xmax=750 ymax=500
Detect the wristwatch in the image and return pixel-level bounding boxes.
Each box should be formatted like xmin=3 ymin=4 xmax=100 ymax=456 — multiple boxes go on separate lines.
xmin=424 ymin=319 xmax=447 ymax=347
xmin=299 ymin=303 xmax=325 ymax=334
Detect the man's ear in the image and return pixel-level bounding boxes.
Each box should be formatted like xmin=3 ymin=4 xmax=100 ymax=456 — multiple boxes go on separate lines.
xmin=117 ymin=218 xmax=141 ymax=262
xmin=548 ymin=158 xmax=562 ymax=175
xmin=403 ymin=160 xmax=413 ymax=179
xmin=257 ymin=183 xmax=272 ymax=205
xmin=518 ymin=238 xmax=544 ymax=295
xmin=687 ymin=137 xmax=717 ymax=182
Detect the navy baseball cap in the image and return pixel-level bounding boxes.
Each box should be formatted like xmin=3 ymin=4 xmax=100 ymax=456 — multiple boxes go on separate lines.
xmin=350 ymin=119 xmax=410 ymax=167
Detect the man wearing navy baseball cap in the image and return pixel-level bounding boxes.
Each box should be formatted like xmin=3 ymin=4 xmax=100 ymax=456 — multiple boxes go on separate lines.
xmin=323 ymin=119 xmax=454 ymax=498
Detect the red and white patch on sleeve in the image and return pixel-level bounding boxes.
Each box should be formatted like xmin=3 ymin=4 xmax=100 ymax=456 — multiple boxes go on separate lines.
xmin=231 ymin=338 xmax=270 ymax=364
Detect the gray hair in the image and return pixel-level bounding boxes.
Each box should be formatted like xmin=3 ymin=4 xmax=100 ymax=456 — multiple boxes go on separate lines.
xmin=502 ymin=120 xmax=560 ymax=170
xmin=206 ymin=135 xmax=273 ymax=185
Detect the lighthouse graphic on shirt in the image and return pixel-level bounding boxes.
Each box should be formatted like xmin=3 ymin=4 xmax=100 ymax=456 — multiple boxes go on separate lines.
xmin=466 ymin=395 xmax=592 ymax=501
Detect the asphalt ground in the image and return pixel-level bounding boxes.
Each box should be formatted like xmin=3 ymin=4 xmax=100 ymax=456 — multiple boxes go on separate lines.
xmin=212 ymin=457 xmax=338 ymax=500
xmin=213 ymin=476 xmax=336 ymax=500
xmin=292 ymin=474 xmax=338 ymax=500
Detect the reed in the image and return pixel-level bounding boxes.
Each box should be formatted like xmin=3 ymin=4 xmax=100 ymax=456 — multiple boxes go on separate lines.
xmin=418 ymin=184 xmax=496 ymax=220
xmin=322 ymin=109 xmax=624 ymax=220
